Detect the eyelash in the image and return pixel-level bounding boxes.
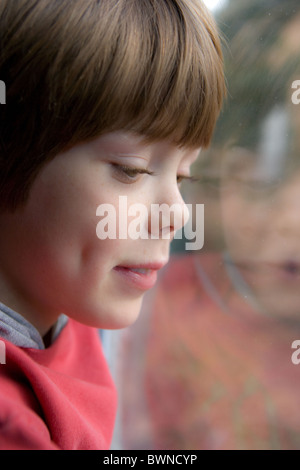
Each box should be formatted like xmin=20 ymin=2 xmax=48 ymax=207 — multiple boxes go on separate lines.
xmin=112 ymin=164 xmax=154 ymax=183
xmin=112 ymin=163 xmax=196 ymax=186
xmin=177 ymin=175 xmax=196 ymax=185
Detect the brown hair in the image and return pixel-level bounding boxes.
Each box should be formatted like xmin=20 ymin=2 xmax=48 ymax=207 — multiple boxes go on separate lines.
xmin=0 ymin=0 xmax=225 ymax=211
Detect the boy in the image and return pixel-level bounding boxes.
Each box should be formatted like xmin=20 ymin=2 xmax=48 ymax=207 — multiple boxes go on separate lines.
xmin=0 ymin=0 xmax=225 ymax=450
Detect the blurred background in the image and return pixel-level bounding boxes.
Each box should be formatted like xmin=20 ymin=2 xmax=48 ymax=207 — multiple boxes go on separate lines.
xmin=108 ymin=0 xmax=300 ymax=450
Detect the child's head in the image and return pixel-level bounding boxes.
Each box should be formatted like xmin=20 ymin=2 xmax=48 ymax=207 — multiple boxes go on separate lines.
xmin=0 ymin=0 xmax=224 ymax=212
xmin=187 ymin=0 xmax=300 ymax=318
xmin=0 ymin=0 xmax=225 ymax=334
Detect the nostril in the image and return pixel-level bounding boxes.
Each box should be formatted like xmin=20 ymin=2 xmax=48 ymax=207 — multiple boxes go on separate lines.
xmin=147 ymin=200 xmax=189 ymax=237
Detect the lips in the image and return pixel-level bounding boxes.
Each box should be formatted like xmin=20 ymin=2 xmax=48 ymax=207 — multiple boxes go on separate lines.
xmin=113 ymin=262 xmax=167 ymax=290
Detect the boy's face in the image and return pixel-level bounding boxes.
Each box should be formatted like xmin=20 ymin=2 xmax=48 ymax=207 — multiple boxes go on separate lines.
xmin=220 ymin=153 xmax=300 ymax=319
xmin=0 ymin=132 xmax=199 ymax=335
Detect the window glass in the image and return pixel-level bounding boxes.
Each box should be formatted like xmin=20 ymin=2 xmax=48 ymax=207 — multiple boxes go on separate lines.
xmin=110 ymin=0 xmax=300 ymax=450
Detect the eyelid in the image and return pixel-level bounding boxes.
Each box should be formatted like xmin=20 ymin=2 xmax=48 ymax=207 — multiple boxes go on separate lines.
xmin=177 ymin=175 xmax=200 ymax=183
xmin=111 ymin=162 xmax=155 ymax=184
xmin=108 ymin=153 xmax=148 ymax=164
xmin=112 ymin=163 xmax=154 ymax=176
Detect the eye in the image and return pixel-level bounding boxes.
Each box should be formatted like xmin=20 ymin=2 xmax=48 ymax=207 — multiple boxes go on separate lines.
xmin=111 ymin=163 xmax=154 ymax=184
xmin=177 ymin=175 xmax=185 ymax=185
xmin=177 ymin=175 xmax=197 ymax=187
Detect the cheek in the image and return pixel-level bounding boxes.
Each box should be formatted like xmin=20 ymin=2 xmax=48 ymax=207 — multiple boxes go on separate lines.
xmin=81 ymin=238 xmax=125 ymax=280
xmin=221 ymin=194 xmax=245 ymax=239
xmin=30 ymin=167 xmax=114 ymax=247
xmin=26 ymin=162 xmax=137 ymax=281
xmin=221 ymin=194 xmax=270 ymax=251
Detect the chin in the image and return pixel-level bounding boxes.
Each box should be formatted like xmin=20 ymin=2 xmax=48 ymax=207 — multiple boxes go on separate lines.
xmin=71 ymin=297 xmax=144 ymax=330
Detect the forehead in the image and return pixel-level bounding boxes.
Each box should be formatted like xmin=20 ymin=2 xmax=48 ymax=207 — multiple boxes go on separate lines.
xmin=89 ymin=131 xmax=201 ymax=163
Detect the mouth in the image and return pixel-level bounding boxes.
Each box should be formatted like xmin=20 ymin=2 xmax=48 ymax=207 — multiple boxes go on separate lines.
xmin=113 ymin=262 xmax=167 ymax=290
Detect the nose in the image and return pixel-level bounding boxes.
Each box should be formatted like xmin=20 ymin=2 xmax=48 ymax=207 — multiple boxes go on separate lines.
xmin=272 ymin=179 xmax=300 ymax=238
xmin=147 ymin=185 xmax=189 ymax=239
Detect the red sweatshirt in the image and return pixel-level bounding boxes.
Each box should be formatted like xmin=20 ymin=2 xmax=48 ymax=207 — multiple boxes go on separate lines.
xmin=0 ymin=319 xmax=117 ymax=450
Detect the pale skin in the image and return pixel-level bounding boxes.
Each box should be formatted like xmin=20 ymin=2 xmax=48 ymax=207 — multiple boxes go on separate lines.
xmin=221 ymin=157 xmax=300 ymax=320
xmin=0 ymin=131 xmax=200 ymax=338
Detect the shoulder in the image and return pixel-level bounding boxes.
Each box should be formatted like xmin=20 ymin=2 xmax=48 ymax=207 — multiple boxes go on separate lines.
xmin=0 ymin=320 xmax=117 ymax=449
xmin=0 ymin=344 xmax=59 ymax=449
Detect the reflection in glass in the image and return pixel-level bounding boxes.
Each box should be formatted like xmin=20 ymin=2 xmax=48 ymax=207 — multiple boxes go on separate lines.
xmin=113 ymin=0 xmax=300 ymax=450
